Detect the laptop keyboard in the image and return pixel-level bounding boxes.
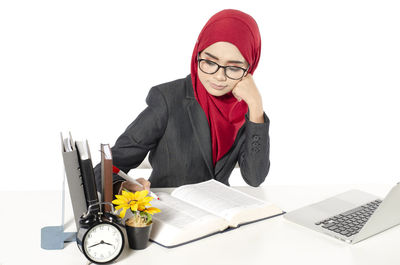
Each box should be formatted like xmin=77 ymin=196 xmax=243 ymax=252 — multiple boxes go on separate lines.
xmin=315 ymin=199 xmax=382 ymax=237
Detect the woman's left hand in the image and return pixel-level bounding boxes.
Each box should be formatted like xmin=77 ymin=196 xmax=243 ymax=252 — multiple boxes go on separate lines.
xmin=231 ymin=74 xmax=265 ymax=123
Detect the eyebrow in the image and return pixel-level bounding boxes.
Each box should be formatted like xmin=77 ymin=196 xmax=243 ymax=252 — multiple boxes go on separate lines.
xmin=203 ymin=52 xmax=246 ymax=65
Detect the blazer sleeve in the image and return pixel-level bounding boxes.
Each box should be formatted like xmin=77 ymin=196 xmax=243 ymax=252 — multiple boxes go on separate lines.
xmin=238 ymin=112 xmax=270 ymax=187
xmin=94 ymin=86 xmax=168 ymax=190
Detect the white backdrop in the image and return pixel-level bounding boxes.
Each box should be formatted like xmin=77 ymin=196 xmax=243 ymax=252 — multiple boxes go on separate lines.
xmin=1 ymin=0 xmax=399 ymax=191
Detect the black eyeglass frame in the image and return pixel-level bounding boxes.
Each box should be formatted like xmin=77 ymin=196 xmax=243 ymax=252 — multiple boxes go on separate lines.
xmin=197 ymin=53 xmax=250 ymax=80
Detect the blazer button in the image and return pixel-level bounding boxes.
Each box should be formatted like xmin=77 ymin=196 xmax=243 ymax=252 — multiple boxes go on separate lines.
xmin=251 ymin=147 xmax=260 ymax=153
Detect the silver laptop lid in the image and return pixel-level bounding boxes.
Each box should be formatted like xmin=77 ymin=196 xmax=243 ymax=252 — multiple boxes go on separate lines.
xmin=353 ymin=183 xmax=400 ymax=243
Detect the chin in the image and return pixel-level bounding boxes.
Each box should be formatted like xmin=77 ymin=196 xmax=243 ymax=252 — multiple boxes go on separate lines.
xmin=205 ymin=82 xmax=231 ymax=96
xmin=206 ymin=86 xmax=230 ymax=97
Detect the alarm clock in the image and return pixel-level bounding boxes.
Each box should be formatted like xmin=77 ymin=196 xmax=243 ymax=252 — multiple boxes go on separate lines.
xmin=77 ymin=202 xmax=125 ymax=264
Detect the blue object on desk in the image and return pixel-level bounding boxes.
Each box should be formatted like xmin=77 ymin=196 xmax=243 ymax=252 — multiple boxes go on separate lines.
xmin=41 ymin=226 xmax=76 ymax=250
xmin=40 ymin=171 xmax=76 ymax=250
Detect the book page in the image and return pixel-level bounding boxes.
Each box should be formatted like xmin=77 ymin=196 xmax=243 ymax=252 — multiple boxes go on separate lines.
xmin=171 ymin=180 xmax=283 ymax=227
xmin=152 ymin=192 xmax=218 ymax=229
xmin=148 ymin=192 xmax=228 ymax=247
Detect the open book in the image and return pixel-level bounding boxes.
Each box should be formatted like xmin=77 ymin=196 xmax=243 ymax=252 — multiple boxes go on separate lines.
xmin=148 ymin=180 xmax=284 ymax=248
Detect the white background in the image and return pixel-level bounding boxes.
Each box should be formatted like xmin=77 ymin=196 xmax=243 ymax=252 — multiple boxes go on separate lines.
xmin=0 ymin=0 xmax=399 ymax=191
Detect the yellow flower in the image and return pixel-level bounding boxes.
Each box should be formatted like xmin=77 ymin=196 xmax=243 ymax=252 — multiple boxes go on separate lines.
xmin=112 ymin=189 xmax=160 ymax=218
xmin=112 ymin=190 xmax=136 ymax=218
xmin=134 ymin=190 xmax=154 ymax=211
xmin=144 ymin=207 xmax=161 ymax=215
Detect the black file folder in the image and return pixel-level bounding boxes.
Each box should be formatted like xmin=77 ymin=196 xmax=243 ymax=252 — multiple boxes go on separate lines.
xmin=76 ymin=140 xmax=100 ymax=214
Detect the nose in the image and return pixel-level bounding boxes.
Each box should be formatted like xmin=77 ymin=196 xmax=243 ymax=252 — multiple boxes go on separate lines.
xmin=214 ymin=67 xmax=227 ymax=81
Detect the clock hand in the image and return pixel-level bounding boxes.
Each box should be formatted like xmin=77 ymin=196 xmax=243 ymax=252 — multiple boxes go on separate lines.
xmin=88 ymin=240 xmax=115 ymax=248
xmin=88 ymin=242 xmax=102 ymax=248
xmin=89 ymin=240 xmax=110 ymax=248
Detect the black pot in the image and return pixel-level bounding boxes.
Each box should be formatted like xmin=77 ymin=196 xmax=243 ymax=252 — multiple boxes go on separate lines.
xmin=125 ymin=222 xmax=153 ymax=250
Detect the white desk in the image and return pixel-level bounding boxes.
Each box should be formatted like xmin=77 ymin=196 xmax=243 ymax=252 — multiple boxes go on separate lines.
xmin=1 ymin=183 xmax=399 ymax=265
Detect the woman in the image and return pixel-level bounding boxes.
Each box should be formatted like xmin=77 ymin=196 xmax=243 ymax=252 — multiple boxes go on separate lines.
xmin=94 ymin=9 xmax=270 ymax=194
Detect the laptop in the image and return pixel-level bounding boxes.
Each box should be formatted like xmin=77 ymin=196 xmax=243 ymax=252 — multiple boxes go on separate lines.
xmin=284 ymin=182 xmax=400 ymax=244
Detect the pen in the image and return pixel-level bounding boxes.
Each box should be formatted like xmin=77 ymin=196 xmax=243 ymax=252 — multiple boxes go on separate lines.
xmin=112 ymin=166 xmax=160 ymax=200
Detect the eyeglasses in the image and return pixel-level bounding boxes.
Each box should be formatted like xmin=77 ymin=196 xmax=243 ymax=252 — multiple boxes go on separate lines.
xmin=197 ymin=55 xmax=250 ymax=80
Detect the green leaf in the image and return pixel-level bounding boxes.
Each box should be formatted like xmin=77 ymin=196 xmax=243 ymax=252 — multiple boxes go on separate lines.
xmin=139 ymin=212 xmax=147 ymax=217
xmin=146 ymin=213 xmax=152 ymax=224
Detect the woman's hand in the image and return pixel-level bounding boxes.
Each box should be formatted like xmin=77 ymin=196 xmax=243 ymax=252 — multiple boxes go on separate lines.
xmin=231 ymin=73 xmax=264 ymax=123
xmin=118 ymin=178 xmax=151 ymax=194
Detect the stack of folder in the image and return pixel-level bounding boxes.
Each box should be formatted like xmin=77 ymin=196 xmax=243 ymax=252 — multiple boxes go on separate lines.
xmin=61 ymin=132 xmax=114 ymax=229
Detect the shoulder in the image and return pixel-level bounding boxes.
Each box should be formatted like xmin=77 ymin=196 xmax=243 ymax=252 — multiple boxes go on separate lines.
xmin=155 ymin=75 xmax=188 ymax=89
xmin=151 ymin=75 xmax=190 ymax=99
xmin=145 ymin=75 xmax=191 ymax=107
xmin=146 ymin=75 xmax=191 ymax=106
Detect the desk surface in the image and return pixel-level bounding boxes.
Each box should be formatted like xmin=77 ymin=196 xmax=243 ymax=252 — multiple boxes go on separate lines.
xmin=1 ymin=183 xmax=399 ymax=265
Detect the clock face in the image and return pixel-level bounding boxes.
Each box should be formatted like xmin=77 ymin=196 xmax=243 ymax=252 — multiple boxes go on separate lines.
xmin=83 ymin=223 xmax=124 ymax=263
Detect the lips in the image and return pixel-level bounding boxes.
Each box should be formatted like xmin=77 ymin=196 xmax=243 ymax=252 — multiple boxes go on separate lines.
xmin=209 ymin=82 xmax=227 ymax=90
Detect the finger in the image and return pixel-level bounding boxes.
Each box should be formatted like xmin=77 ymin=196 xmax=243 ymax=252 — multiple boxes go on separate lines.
xmin=118 ymin=181 xmax=133 ymax=194
xmin=231 ymin=89 xmax=242 ymax=102
xmin=136 ymin=178 xmax=151 ymax=191
xmin=121 ymin=180 xmax=145 ymax=193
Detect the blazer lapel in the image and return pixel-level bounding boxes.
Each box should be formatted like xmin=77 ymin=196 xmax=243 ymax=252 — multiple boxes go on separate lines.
xmin=214 ymin=117 xmax=246 ymax=176
xmin=214 ymin=151 xmax=230 ymax=176
xmin=214 ymin=128 xmax=240 ymax=176
xmin=185 ymin=75 xmax=214 ymax=177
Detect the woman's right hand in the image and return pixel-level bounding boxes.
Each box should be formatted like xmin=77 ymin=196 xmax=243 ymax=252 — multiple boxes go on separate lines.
xmin=118 ymin=178 xmax=151 ymax=194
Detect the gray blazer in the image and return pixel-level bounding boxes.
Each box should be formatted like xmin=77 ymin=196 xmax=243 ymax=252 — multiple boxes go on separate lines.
xmin=94 ymin=74 xmax=270 ymax=188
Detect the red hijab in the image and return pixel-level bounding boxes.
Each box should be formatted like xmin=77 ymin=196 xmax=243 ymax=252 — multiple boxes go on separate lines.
xmin=190 ymin=9 xmax=262 ymax=166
